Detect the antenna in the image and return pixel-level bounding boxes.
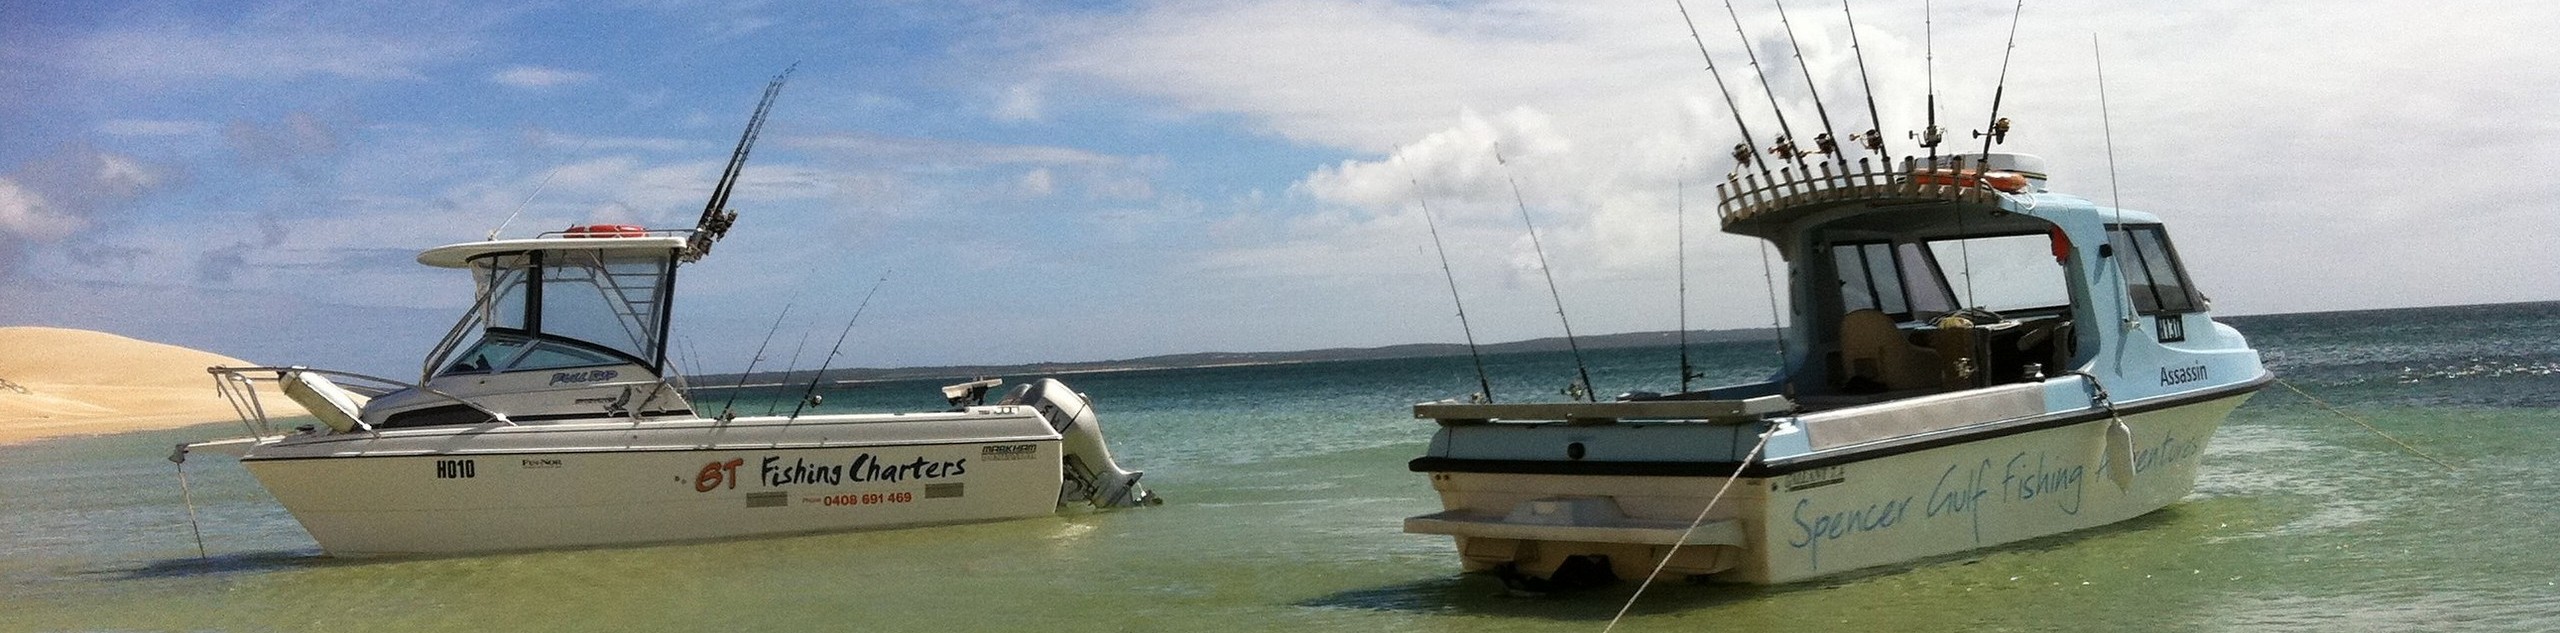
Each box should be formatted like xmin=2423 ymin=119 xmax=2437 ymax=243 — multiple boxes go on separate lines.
xmin=790 ymin=272 xmax=888 ymax=420
xmin=2095 ymin=33 xmax=2135 ymax=329
xmin=1722 ymin=0 xmax=1809 ymax=170
xmin=1772 ymin=0 xmax=1847 ymax=167
xmin=1841 ymin=0 xmax=1890 ymax=162
xmin=1975 ymin=0 xmax=2027 ymax=158
xmin=1494 ymin=145 xmax=1599 ymax=401
xmin=686 ymin=64 xmax=795 ymax=263
xmin=718 ymin=302 xmax=794 ymax=421
xmin=488 ymin=136 xmax=593 ymax=241
xmin=1919 ymin=0 xmax=1944 ymax=163
xmin=1671 ymin=0 xmax=1773 ymax=176
xmin=1399 ymin=160 xmax=1498 ymax=403
xmin=2095 ymin=34 xmax=2125 ymax=224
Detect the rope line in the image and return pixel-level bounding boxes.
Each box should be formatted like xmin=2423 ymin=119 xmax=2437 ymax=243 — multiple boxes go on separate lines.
xmin=2278 ymin=378 xmax=2456 ymax=472
xmin=1601 ymin=427 xmax=1777 ymax=632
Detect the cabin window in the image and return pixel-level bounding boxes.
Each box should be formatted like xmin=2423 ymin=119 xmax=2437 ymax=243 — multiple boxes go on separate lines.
xmin=482 ymin=265 xmax=531 ymax=331
xmin=1897 ymin=242 xmax=1957 ymax=316
xmin=442 ymin=334 xmax=532 ymax=374
xmin=1830 ymin=242 xmax=1910 ymax=316
xmin=509 ymin=340 xmax=621 ymax=371
xmin=2108 ymin=224 xmax=2207 ymax=314
xmin=1926 ymin=233 xmax=2070 ymax=313
xmin=439 ymin=333 xmax=627 ymax=376
xmin=538 ymin=251 xmax=668 ymax=364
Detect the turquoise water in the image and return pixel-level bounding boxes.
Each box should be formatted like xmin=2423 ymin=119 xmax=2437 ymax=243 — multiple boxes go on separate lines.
xmin=5 ymin=302 xmax=2556 ymax=632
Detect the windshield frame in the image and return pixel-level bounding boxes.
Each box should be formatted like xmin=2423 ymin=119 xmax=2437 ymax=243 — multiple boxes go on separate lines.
xmin=420 ymin=246 xmax=680 ymax=379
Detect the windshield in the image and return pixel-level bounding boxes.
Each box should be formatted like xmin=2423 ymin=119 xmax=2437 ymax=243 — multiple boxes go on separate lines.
xmin=1927 ymin=233 xmax=2072 ymax=313
xmin=427 ymin=247 xmax=673 ymax=376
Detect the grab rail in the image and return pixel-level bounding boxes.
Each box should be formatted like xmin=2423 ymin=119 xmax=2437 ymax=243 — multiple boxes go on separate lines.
xmin=206 ymin=366 xmax=514 ymax=436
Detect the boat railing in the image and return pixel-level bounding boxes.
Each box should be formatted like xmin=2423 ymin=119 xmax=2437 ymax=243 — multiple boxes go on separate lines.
xmin=207 ymin=366 xmax=512 ymax=437
xmin=1716 ymin=155 xmax=2014 ymax=227
xmin=1413 ymin=395 xmax=1792 ymax=426
xmin=532 ymin=226 xmax=698 ymax=240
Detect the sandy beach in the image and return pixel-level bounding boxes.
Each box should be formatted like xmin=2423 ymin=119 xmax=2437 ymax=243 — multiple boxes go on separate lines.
xmin=0 ymin=326 xmax=279 ymax=445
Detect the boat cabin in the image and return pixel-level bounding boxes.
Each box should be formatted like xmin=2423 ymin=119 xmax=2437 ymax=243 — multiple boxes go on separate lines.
xmin=1715 ymin=153 xmax=2220 ymax=408
xmin=360 ymin=226 xmax=697 ymax=428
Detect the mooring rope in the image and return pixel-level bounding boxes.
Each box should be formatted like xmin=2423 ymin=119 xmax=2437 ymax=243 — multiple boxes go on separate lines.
xmin=172 ymin=454 xmax=208 ymax=560
xmin=1601 ymin=426 xmax=1778 ymax=632
xmin=2278 ymin=378 xmax=2456 ymax=472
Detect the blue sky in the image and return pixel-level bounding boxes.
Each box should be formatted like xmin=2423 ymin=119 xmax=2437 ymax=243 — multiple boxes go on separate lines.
xmin=4 ymin=0 xmax=2555 ymax=377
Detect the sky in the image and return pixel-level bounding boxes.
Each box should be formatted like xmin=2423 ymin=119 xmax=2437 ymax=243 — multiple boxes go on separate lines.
xmin=3 ymin=0 xmax=2555 ymax=378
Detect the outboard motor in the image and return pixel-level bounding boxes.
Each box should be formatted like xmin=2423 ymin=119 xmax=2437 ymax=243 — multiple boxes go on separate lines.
xmin=1004 ymin=378 xmax=1159 ymax=508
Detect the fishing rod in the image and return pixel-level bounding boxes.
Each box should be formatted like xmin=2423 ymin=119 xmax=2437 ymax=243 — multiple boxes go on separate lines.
xmin=1721 ymin=0 xmax=1809 ymax=171
xmin=1671 ymin=0 xmax=1773 ymax=176
xmin=765 ymin=329 xmax=815 ymax=416
xmin=1772 ymin=0 xmax=1847 ymax=167
xmin=1975 ymin=0 xmax=2027 ymax=158
xmin=1676 ymin=169 xmax=1701 ymax=393
xmin=1493 ymin=144 xmax=1599 ymax=402
xmin=686 ymin=64 xmax=795 ymax=263
xmin=718 ymin=302 xmax=795 ymax=421
xmin=1918 ymin=0 xmax=1944 ymax=164
xmin=1401 ymin=163 xmax=1498 ymax=403
xmin=790 ymin=273 xmax=889 ymax=420
xmin=1841 ymin=0 xmax=1890 ymax=163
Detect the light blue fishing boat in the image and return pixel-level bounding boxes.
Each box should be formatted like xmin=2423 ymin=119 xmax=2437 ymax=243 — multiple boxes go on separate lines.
xmin=1405 ymin=152 xmax=2272 ymax=587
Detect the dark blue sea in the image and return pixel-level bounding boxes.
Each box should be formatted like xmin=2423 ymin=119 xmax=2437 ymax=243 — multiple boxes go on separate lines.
xmin=4 ymin=301 xmax=2554 ymax=632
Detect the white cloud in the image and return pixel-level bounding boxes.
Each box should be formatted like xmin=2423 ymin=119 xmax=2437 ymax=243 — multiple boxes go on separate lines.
xmin=785 ymin=133 xmax=1121 ymax=168
xmin=72 ymin=16 xmax=475 ymax=85
xmin=0 ymin=149 xmax=167 ymax=277
xmin=97 ymin=119 xmax=217 ymax=137
xmin=491 ymin=65 xmax=595 ymax=89
xmin=1033 ymin=0 xmax=2560 ymax=334
xmin=992 ymin=82 xmax=1045 ymax=123
xmin=1021 ymin=168 xmax=1054 ymax=196
xmin=0 ymin=178 xmax=79 ymax=241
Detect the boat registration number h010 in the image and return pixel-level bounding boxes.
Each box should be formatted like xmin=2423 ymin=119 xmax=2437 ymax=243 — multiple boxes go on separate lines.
xmin=435 ymin=459 xmax=477 ymax=479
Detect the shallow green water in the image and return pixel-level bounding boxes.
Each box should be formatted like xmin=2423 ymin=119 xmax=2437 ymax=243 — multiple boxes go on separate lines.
xmin=5 ymin=303 xmax=2556 ymax=632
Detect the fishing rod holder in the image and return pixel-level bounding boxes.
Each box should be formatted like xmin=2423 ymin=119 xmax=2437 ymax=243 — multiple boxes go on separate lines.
xmin=1715 ymin=154 xmax=2042 ymax=231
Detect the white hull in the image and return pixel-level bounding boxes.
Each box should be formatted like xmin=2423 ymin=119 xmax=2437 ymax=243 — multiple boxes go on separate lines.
xmin=228 ymin=404 xmax=1093 ymax=556
xmin=1416 ymin=391 xmax=2249 ymax=585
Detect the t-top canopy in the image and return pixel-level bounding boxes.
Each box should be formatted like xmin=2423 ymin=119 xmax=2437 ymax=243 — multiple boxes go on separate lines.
xmin=417 ymin=236 xmax=688 ymax=269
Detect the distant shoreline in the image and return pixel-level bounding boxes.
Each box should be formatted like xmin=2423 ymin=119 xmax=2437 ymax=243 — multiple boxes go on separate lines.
xmin=682 ymin=299 xmax=2560 ymax=388
xmin=684 ymin=327 xmax=1779 ymax=389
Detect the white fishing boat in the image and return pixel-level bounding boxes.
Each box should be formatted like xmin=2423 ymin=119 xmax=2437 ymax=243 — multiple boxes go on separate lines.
xmin=1403 ymin=150 xmax=2270 ymax=586
xmin=176 ymin=72 xmax=1157 ymax=557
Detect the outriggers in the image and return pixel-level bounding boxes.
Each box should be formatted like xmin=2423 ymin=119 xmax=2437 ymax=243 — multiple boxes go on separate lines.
xmin=1403 ymin=10 xmax=2268 ymax=587
xmin=178 ymin=72 xmax=1157 ymax=557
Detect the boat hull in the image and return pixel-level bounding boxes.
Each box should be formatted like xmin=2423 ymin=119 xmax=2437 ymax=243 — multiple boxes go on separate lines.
xmin=1414 ymin=390 xmax=2249 ymax=585
xmin=236 ymin=410 xmax=1069 ymax=556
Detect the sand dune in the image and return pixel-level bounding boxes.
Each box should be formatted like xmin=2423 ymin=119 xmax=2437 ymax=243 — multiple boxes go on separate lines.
xmin=0 ymin=327 xmax=282 ymax=445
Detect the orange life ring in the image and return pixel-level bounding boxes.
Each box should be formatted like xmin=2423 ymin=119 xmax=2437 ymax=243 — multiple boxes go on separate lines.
xmin=1910 ymin=168 xmax=2030 ymax=193
xmin=1910 ymin=168 xmax=1976 ymax=187
xmin=564 ymin=224 xmax=647 ymax=238
xmin=1982 ymin=171 xmax=2031 ymax=193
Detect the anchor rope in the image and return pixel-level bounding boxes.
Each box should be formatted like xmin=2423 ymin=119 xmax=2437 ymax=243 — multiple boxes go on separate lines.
xmin=1602 ymin=426 xmax=1777 ymax=632
xmin=173 ymin=456 xmax=208 ymax=560
xmin=2278 ymin=378 xmax=2456 ymax=472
